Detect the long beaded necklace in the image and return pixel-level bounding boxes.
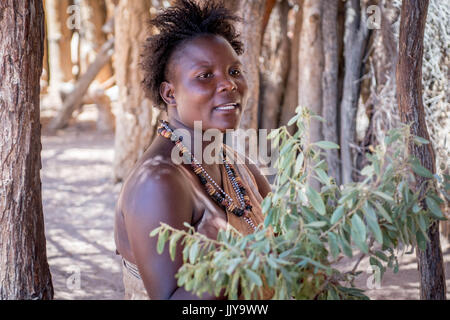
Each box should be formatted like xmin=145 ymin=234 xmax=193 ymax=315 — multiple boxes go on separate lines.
xmin=157 ymin=120 xmax=257 ymax=231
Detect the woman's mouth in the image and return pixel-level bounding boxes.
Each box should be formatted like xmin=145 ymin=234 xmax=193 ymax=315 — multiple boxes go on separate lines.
xmin=214 ymin=103 xmax=240 ymax=112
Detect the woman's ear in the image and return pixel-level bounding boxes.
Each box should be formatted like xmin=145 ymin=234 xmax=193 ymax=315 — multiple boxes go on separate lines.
xmin=160 ymin=81 xmax=176 ymax=106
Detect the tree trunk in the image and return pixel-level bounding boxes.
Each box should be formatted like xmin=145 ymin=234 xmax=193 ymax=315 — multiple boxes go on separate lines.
xmin=44 ymin=0 xmax=73 ymax=90
xmin=80 ymin=0 xmax=113 ymax=84
xmin=321 ymin=0 xmax=341 ymax=186
xmin=41 ymin=0 xmax=50 ymax=95
xmin=339 ymin=0 xmax=370 ymax=184
xmin=279 ymin=1 xmax=302 ymax=133
xmin=0 ymin=0 xmax=54 ymax=299
xmin=236 ymin=0 xmax=268 ymax=131
xmin=113 ymin=0 xmax=156 ymax=182
xmin=298 ymin=0 xmax=324 ymax=144
xmin=259 ymin=0 xmax=290 ymax=131
xmin=396 ymin=0 xmax=446 ymax=300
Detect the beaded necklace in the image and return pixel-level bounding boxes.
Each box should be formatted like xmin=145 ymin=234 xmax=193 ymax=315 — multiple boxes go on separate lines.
xmin=157 ymin=120 xmax=257 ymax=231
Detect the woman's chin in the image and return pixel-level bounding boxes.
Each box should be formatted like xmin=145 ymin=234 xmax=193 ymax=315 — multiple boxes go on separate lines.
xmin=213 ymin=121 xmax=240 ymax=132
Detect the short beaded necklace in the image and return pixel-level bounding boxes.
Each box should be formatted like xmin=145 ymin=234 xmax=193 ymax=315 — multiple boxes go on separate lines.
xmin=157 ymin=120 xmax=257 ymax=231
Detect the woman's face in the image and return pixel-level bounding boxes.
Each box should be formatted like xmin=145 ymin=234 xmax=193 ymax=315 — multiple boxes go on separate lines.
xmin=161 ymin=34 xmax=248 ymax=132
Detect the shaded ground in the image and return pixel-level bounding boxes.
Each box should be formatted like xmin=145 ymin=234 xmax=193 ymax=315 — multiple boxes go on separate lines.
xmin=41 ymin=108 xmax=124 ymax=300
xmin=40 ymin=107 xmax=449 ymax=300
xmin=335 ymin=241 xmax=450 ymax=299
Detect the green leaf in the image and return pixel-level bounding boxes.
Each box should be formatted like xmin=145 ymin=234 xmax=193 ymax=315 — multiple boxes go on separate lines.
xmin=305 ymin=221 xmax=328 ymax=228
xmin=330 ymin=205 xmax=345 ymax=225
xmin=425 ymin=196 xmax=446 ymax=220
xmin=261 ymin=197 xmax=271 ymax=214
xmin=169 ymin=233 xmax=182 ymax=261
xmin=267 ymin=128 xmax=280 ymax=140
xmin=393 ymin=258 xmax=399 ymax=273
xmin=413 ymin=135 xmax=430 ymax=145
xmin=338 ymin=232 xmax=353 ymax=258
xmin=372 ymin=191 xmax=395 ymax=203
xmin=327 ymin=286 xmax=340 ymax=300
xmin=281 ymin=151 xmax=295 ymax=170
xmin=371 ymin=200 xmax=393 ymax=223
xmin=385 ymin=130 xmax=401 ymax=145
xmin=267 ymin=256 xmax=279 ymax=269
xmin=251 ymin=256 xmax=260 ymax=270
xmin=364 ymin=203 xmax=383 ymax=244
xmin=315 ymin=168 xmax=330 ymax=185
xmin=361 ymin=165 xmax=374 ymax=177
xmin=194 ymin=265 xmax=206 ymax=283
xmin=280 ymin=140 xmax=295 ymax=156
xmin=374 ymin=250 xmax=388 ymax=262
xmin=300 ymin=206 xmax=317 ymax=223
xmin=416 ymin=230 xmax=427 ymax=251
xmin=296 ymin=256 xmax=331 ymax=273
xmin=294 ymin=152 xmax=304 ymax=175
xmin=328 ymin=232 xmax=340 ymax=259
xmin=230 ymin=271 xmax=240 ymax=300
xmin=149 ymin=227 xmax=160 ymax=238
xmin=189 ymin=242 xmax=200 ymax=264
xmin=226 ymin=258 xmax=242 ymax=275
xmin=287 ymin=114 xmax=300 ymax=126
xmin=306 ymin=186 xmax=326 ymax=215
xmin=157 ymin=229 xmax=169 ymax=254
xmin=264 ymin=208 xmax=275 ymax=228
xmin=311 ymin=115 xmax=326 ymax=123
xmin=245 ymin=269 xmax=263 ymax=287
xmin=314 ymin=141 xmax=340 ymax=150
xmin=351 ymin=214 xmax=368 ymax=253
xmin=410 ymin=159 xmax=434 ymax=178
xmin=185 ymin=278 xmax=194 ymax=292
xmin=417 ymin=214 xmax=429 ymax=233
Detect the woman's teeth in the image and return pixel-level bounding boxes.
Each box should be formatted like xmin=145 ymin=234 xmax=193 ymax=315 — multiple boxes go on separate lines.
xmin=215 ymin=104 xmax=237 ymax=110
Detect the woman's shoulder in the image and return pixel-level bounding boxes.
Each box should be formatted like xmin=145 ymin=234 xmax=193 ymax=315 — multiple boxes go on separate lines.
xmin=119 ymin=152 xmax=193 ymax=221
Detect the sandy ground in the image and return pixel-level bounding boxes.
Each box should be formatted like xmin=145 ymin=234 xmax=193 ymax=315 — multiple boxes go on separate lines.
xmin=40 ymin=107 xmax=450 ymax=300
xmin=41 ymin=110 xmax=124 ymax=300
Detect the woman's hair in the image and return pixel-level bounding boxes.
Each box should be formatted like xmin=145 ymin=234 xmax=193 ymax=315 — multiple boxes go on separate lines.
xmin=140 ymin=0 xmax=244 ymax=111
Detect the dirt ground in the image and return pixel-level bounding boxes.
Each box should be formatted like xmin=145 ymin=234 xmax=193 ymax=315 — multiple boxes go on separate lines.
xmin=40 ymin=106 xmax=450 ymax=300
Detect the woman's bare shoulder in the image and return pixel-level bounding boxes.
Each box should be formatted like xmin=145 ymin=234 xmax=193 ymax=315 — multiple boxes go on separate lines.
xmin=119 ymin=153 xmax=193 ymax=223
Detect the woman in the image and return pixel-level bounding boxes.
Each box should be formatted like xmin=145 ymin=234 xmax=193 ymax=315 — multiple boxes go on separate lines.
xmin=114 ymin=0 xmax=272 ymax=300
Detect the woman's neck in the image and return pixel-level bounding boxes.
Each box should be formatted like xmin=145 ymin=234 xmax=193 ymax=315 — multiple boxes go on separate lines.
xmin=166 ymin=117 xmax=224 ymax=167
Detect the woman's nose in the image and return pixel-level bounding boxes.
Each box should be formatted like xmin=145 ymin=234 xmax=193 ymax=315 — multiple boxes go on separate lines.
xmin=218 ymin=76 xmax=237 ymax=92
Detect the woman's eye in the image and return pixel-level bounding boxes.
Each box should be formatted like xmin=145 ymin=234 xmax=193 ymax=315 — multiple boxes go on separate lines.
xmin=198 ymin=72 xmax=212 ymax=79
xmin=230 ymin=69 xmax=241 ymax=76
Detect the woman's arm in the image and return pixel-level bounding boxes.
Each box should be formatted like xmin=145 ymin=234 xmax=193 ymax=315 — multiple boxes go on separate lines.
xmin=122 ymin=163 xmax=225 ymax=300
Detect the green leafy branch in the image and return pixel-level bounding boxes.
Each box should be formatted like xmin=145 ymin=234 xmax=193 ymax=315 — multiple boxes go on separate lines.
xmin=150 ymin=107 xmax=448 ymax=300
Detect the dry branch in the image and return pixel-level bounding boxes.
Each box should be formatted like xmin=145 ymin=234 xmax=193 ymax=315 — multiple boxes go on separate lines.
xmin=49 ymin=37 xmax=114 ymax=131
